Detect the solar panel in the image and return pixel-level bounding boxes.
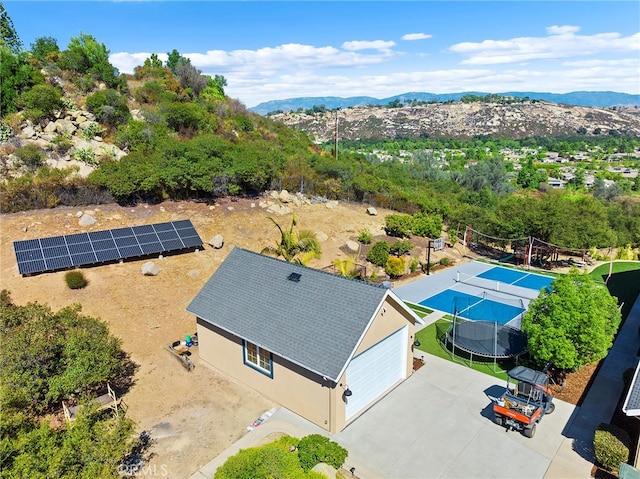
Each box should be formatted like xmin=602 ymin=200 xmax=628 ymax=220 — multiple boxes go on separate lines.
xmin=13 ymin=220 xmax=202 ymax=275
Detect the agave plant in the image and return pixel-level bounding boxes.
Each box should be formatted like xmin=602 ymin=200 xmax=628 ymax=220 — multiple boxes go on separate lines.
xmin=261 ymin=215 xmax=322 ymax=265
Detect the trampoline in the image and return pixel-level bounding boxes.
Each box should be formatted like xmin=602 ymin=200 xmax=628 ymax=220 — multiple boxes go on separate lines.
xmin=444 ymin=319 xmax=528 ymax=371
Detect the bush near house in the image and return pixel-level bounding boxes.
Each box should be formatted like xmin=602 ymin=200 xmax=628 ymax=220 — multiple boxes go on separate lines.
xmin=297 ymin=434 xmax=348 ymax=472
xmin=385 ymin=256 xmax=406 ymax=278
xmin=367 ymin=241 xmax=390 ymax=267
xmin=214 ymin=434 xmax=341 ymax=479
xmin=593 ymin=423 xmax=630 ymax=471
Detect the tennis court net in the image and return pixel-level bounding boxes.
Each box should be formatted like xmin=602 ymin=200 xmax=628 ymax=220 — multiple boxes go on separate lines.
xmin=455 ymin=271 xmax=539 ymax=300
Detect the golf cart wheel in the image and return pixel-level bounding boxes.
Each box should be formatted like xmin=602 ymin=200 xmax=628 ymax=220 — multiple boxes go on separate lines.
xmin=547 ymin=402 xmax=555 ymax=414
xmin=523 ymin=423 xmax=537 ymax=438
xmin=493 ymin=414 xmax=504 ymax=426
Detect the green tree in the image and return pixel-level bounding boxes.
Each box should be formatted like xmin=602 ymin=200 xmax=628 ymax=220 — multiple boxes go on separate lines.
xmin=0 ymin=47 xmax=43 ymax=116
xmin=30 ymin=36 xmax=60 ymax=63
xmin=261 ymin=215 xmax=322 ymax=264
xmin=0 ymin=1 xmax=21 ymax=53
xmin=521 ymin=270 xmax=621 ymax=371
xmin=0 ymin=294 xmax=125 ymax=413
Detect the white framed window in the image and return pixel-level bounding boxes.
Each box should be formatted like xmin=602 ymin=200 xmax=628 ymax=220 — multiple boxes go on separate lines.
xmin=243 ymin=340 xmax=273 ymax=377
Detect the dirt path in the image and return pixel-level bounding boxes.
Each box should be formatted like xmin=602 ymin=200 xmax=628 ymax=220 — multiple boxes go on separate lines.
xmin=1 ymin=197 xmax=398 ymax=478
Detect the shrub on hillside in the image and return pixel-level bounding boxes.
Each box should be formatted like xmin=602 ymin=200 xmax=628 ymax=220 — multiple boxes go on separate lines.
xmin=593 ymin=423 xmax=630 ymax=471
xmin=357 ymin=228 xmax=372 ymax=244
xmin=385 ymin=256 xmax=406 ymax=278
xmin=409 ymin=257 xmax=420 ymax=273
xmin=367 ymin=241 xmax=390 ymax=267
xmin=440 ymin=257 xmax=452 ymax=266
xmin=21 ymin=84 xmax=62 ymax=122
xmin=390 ymin=240 xmax=413 ymax=256
xmin=85 ymin=89 xmax=130 ymax=126
xmin=384 ymin=214 xmax=412 ymax=238
xmin=65 ymin=271 xmax=88 ymax=289
xmin=411 ymin=212 xmax=442 ymax=238
xmin=13 ymin=145 xmax=44 ymax=172
xmin=297 ymin=434 xmax=348 ymax=472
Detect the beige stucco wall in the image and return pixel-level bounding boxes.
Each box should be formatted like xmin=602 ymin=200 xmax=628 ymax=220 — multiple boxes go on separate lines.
xmin=195 ymin=292 xmax=418 ymax=433
xmin=334 ymin=294 xmax=417 ymax=429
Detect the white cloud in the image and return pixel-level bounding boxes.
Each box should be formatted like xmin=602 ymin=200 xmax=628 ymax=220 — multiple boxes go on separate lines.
xmin=342 ymin=40 xmax=396 ymax=51
xmin=402 ymin=33 xmax=432 ymax=41
xmin=111 ymin=43 xmax=395 ymax=76
xmin=450 ymin=28 xmax=640 ymax=65
xmin=546 ymin=25 xmax=581 ymax=35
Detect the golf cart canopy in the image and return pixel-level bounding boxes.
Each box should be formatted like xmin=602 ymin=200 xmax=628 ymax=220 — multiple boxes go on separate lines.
xmin=508 ymin=366 xmax=549 ymax=387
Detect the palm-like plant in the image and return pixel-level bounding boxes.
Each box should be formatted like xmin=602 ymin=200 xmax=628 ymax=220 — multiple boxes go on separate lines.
xmin=261 ymin=215 xmax=322 ymax=265
xmin=332 ymin=255 xmax=361 ymax=278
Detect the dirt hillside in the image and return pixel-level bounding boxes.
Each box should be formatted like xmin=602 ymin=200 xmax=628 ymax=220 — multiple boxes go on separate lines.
xmin=1 ymin=197 xmax=415 ymax=478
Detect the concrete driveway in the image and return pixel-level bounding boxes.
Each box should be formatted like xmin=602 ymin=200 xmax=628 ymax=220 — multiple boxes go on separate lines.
xmin=335 ymin=355 xmax=583 ymax=479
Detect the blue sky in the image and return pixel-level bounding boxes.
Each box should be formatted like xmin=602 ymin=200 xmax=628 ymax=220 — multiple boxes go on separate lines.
xmin=5 ymin=1 xmax=640 ymax=107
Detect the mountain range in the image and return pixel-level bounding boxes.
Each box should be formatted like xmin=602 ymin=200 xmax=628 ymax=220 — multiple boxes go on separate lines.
xmin=251 ymin=91 xmax=640 ymax=115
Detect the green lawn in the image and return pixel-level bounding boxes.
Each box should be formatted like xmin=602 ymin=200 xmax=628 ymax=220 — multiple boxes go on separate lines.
xmin=590 ymin=261 xmax=640 ymax=321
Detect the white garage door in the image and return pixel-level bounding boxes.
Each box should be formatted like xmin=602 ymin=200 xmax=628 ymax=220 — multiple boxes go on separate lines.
xmin=345 ymin=325 xmax=408 ymax=420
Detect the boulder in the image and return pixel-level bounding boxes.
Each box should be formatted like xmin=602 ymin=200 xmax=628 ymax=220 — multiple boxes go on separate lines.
xmin=55 ymin=118 xmax=77 ymax=135
xmin=316 ymin=231 xmax=328 ymax=242
xmin=210 ymin=234 xmax=224 ymax=249
xmin=265 ymin=203 xmax=292 ymax=216
xmin=44 ymin=121 xmax=57 ymax=133
xmin=345 ymin=240 xmax=360 ymax=252
xmin=20 ymin=125 xmax=36 ymax=139
xmin=141 ymin=261 xmax=160 ymax=276
xmin=326 ymin=200 xmax=339 ymax=209
xmin=367 ymin=206 xmax=378 ymax=216
xmin=270 ymin=190 xmax=280 ymax=200
xmin=78 ymin=213 xmax=97 ymax=226
xmin=279 ymin=190 xmax=291 ymax=203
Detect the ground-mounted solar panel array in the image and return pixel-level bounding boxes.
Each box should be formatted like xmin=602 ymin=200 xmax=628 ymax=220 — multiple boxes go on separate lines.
xmin=13 ymin=219 xmax=203 ymax=276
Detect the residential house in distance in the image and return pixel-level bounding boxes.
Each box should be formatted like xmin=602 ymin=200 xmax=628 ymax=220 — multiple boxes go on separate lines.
xmin=187 ymin=247 xmax=423 ymax=433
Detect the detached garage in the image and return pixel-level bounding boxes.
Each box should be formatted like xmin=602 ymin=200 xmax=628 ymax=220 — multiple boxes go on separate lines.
xmin=187 ymin=247 xmax=422 ymax=432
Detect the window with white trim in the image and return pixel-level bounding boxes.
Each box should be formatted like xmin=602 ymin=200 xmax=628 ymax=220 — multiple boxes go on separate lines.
xmin=243 ymin=341 xmax=273 ymax=376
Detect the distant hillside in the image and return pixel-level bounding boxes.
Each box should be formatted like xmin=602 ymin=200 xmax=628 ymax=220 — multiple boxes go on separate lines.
xmin=251 ymin=91 xmax=640 ymax=115
xmin=269 ymin=101 xmax=640 ymax=142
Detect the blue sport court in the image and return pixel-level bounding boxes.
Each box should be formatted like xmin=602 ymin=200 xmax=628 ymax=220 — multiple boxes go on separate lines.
xmin=413 ymin=265 xmax=554 ymax=325
xmin=477 ymin=267 xmax=553 ymax=291
xmin=419 ymin=289 xmax=524 ymax=324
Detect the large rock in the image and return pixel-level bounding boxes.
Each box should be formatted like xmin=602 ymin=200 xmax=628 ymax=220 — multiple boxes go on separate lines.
xmin=141 ymin=261 xmax=160 ymax=276
xmin=311 ymin=463 xmax=337 ymax=479
xmin=265 ymin=203 xmax=292 ymax=216
xmin=326 ymin=200 xmax=339 ymax=209
xmin=367 ymin=206 xmax=378 ymax=216
xmin=345 ymin=240 xmax=360 ymax=252
xmin=78 ymin=213 xmax=97 ymax=226
xmin=209 ymin=234 xmax=224 ymax=249
xmin=44 ymin=121 xmax=57 ymax=133
xmin=20 ymin=125 xmax=36 ymax=139
xmin=55 ymin=118 xmax=77 ymax=135
xmin=279 ymin=190 xmax=291 ymax=203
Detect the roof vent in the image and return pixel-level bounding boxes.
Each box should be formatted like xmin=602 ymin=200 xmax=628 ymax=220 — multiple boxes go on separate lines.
xmin=288 ymin=272 xmax=301 ymax=282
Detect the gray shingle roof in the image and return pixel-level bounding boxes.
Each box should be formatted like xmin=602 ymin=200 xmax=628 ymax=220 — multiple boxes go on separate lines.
xmin=187 ymin=247 xmax=396 ymax=381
